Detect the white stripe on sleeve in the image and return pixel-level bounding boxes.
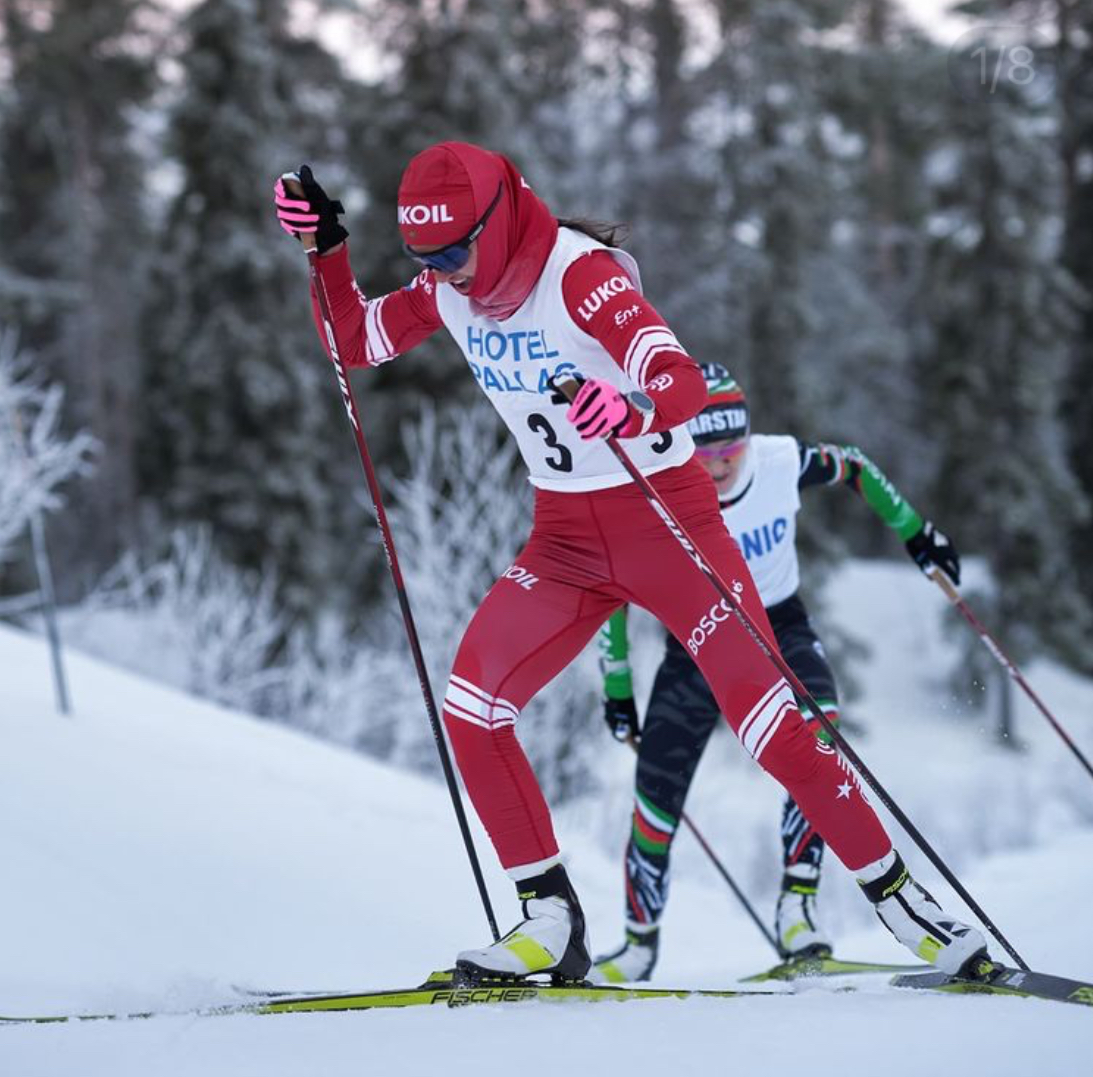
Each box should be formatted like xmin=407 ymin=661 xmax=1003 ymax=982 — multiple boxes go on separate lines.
xmin=364 ymin=293 xmax=396 ymax=365
xmin=623 ymin=326 xmax=687 ymax=388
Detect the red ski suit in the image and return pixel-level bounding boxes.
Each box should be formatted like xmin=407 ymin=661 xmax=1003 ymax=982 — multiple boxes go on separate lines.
xmin=307 ymin=148 xmax=892 ymax=877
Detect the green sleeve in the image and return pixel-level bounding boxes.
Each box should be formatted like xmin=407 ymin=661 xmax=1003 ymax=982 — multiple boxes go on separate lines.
xmin=799 ymin=442 xmax=923 ymax=540
xmin=844 ymin=445 xmax=923 ymax=540
xmin=598 ymin=606 xmax=634 ymax=700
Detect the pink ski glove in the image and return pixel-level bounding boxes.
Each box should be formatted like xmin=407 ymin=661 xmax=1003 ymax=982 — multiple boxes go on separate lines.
xmin=274 ymin=175 xmax=319 ymax=236
xmin=565 ymin=378 xmax=634 ymax=440
xmin=273 ymin=167 xmax=349 ymax=254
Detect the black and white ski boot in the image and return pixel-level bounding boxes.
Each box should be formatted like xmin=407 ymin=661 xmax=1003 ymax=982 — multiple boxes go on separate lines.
xmin=859 ymin=851 xmax=987 ymax=975
xmin=592 ymin=925 xmax=660 ymax=984
xmin=455 ymin=864 xmax=591 ymax=984
xmin=775 ymin=865 xmax=832 ymax=960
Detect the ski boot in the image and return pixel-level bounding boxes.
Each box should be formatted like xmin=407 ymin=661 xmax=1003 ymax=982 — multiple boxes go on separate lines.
xmin=859 ymin=851 xmax=987 ymax=976
xmin=775 ymin=865 xmax=832 ymax=960
xmin=592 ymin=925 xmax=660 ymax=984
xmin=455 ymin=864 xmax=591 ymax=984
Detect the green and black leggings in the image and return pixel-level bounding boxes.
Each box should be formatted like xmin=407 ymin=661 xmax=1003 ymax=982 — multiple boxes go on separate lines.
xmin=625 ymin=592 xmax=839 ymax=930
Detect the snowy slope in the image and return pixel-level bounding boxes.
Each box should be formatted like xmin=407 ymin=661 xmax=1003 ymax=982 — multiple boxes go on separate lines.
xmin=2 ymin=561 xmax=1093 ymax=1077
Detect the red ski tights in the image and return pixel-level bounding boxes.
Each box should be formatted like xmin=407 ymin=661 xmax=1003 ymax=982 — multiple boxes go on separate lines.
xmin=442 ymin=459 xmax=892 ymax=875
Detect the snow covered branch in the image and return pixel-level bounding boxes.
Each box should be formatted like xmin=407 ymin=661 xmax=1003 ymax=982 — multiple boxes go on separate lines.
xmin=302 ymin=400 xmax=603 ymax=800
xmin=0 ymin=330 xmax=97 ymax=560
xmin=69 ymin=527 xmax=290 ymax=714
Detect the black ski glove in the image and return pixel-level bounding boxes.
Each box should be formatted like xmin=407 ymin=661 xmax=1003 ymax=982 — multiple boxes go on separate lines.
xmin=295 ymin=164 xmax=348 ymax=254
xmin=604 ymin=697 xmax=641 ymax=743
xmin=905 ymin=520 xmax=961 ymax=586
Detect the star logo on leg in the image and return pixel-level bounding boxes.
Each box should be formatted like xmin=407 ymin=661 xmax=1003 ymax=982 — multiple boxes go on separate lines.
xmin=836 ymin=780 xmax=852 ymax=800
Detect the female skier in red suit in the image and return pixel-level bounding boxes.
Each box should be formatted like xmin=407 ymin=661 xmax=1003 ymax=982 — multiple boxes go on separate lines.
xmin=274 ymin=141 xmax=985 ymax=982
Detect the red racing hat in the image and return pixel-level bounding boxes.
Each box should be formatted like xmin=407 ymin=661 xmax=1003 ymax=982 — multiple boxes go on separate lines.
xmin=397 ymin=146 xmax=480 ymax=247
xmin=395 ymin=141 xmax=559 ymax=320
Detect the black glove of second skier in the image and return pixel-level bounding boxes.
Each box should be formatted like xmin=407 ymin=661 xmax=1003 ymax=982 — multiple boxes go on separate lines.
xmin=604 ymin=697 xmax=641 ymax=743
xmin=905 ymin=520 xmax=961 ymax=586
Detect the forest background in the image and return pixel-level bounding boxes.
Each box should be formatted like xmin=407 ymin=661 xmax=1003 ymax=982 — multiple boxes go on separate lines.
xmin=1 ymin=0 xmax=1090 ymax=801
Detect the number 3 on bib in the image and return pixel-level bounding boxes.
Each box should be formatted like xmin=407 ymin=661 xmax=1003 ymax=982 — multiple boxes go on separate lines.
xmin=527 ymin=413 xmax=574 ymax=473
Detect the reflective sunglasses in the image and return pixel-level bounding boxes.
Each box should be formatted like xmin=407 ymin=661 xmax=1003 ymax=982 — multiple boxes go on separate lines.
xmin=402 ymin=184 xmax=504 ymax=273
xmin=693 ymin=438 xmax=749 ymax=462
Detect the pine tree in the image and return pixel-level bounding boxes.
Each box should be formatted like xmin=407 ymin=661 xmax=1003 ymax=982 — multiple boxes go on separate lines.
xmin=1057 ymin=0 xmax=1093 ymax=655
xmin=604 ymin=0 xmax=724 ymax=370
xmin=699 ymin=1 xmax=861 ymax=432
xmin=0 ymin=0 xmax=157 ymax=581
xmin=336 ymin=0 xmax=592 ymax=463
xmin=140 ymin=0 xmax=360 ymax=612
xmin=799 ymin=2 xmax=953 ymax=554
xmin=916 ymin=57 xmax=1090 ymax=671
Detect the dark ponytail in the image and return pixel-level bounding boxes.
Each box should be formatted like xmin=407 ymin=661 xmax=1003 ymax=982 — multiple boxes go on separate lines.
xmin=556 ymin=217 xmax=631 ymax=248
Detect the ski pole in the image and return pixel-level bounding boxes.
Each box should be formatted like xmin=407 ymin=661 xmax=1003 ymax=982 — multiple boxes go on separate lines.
xmin=555 ymin=377 xmax=1027 ymax=970
xmin=679 ymin=812 xmax=781 ymax=955
xmin=620 ymin=736 xmax=780 ymax=954
xmin=928 ymin=568 xmax=1093 ymax=783
xmin=285 ymin=180 xmax=499 ymax=942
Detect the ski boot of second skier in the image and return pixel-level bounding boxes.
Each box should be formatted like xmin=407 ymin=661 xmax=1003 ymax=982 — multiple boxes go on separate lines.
xmin=860 ymin=851 xmax=987 ymax=976
xmin=775 ymin=866 xmax=832 ymax=960
xmin=592 ymin=925 xmax=660 ymax=984
xmin=455 ymin=864 xmax=591 ymax=985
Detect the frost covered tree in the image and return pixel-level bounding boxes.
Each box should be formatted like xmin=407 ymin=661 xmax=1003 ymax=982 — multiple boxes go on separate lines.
xmin=1056 ymin=0 xmax=1093 ymax=651
xmin=0 ymin=0 xmax=157 ymax=576
xmin=340 ymin=0 xmax=592 ymax=456
xmin=66 ymin=527 xmax=290 ymax=715
xmin=288 ymin=402 xmax=602 ymax=802
xmin=380 ymin=401 xmax=601 ymax=799
xmin=916 ymin=62 xmax=1091 ymax=671
xmin=698 ymin=0 xmax=860 ymax=433
xmin=956 ymin=0 xmax=1093 ymax=648
xmin=795 ymin=3 xmax=952 ymax=554
xmin=139 ymin=0 xmax=361 ymax=613
xmin=0 ymin=331 xmax=95 ymax=561
xmin=602 ymin=0 xmax=725 ymax=369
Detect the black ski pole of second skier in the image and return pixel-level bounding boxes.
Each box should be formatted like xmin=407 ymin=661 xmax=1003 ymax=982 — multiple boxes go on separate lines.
xmin=555 ymin=377 xmax=1027 ymax=970
xmin=679 ymin=813 xmax=781 ymax=956
xmin=928 ymin=569 xmax=1093 ymax=784
xmin=621 ymin=737 xmax=780 ymax=955
xmin=287 ymin=183 xmax=499 ymax=942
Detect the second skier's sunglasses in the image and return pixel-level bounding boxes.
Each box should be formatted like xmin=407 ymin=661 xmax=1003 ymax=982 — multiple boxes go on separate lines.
xmin=402 ymin=184 xmax=504 ymax=273
xmin=693 ymin=438 xmax=749 ymax=461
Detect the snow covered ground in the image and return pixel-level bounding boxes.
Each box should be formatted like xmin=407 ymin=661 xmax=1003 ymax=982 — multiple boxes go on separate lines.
xmin=2 ymin=560 xmax=1092 ymax=1076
